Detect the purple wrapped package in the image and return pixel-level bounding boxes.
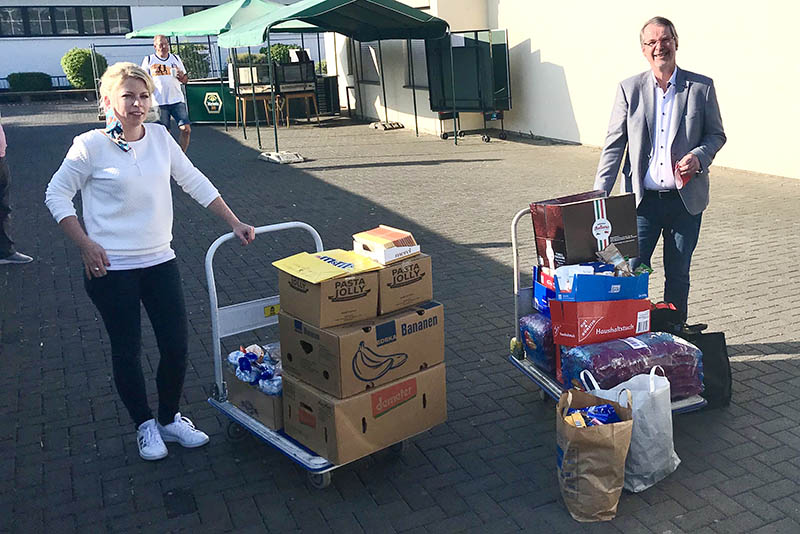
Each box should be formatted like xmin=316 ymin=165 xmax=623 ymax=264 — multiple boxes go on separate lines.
xmin=561 ymin=332 xmax=704 ymax=400
xmin=519 ymin=312 xmax=556 ymax=374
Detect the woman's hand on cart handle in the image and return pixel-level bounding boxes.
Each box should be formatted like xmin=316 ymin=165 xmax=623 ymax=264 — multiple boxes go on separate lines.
xmin=232 ymin=221 xmax=256 ymax=246
xmin=207 ymin=196 xmax=255 ymax=245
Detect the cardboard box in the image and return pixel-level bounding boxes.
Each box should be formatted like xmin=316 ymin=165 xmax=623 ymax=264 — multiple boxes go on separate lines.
xmin=378 ymin=253 xmax=433 ymax=315
xmin=278 ymin=270 xmax=379 ymax=328
xmin=283 ymin=363 xmax=447 ymax=464
xmin=532 ymin=266 xmax=556 ymax=317
xmin=530 ymin=191 xmax=638 ymax=268
xmin=224 ymin=366 xmax=283 ymax=430
xmin=549 ymin=299 xmax=651 ymax=346
xmin=353 ymin=225 xmax=421 ymax=265
xmin=279 ymin=301 xmax=444 ymax=398
xmin=553 ymin=271 xmax=649 ymax=302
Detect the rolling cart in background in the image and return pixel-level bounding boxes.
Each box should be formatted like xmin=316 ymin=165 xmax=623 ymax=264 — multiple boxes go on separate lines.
xmin=505 ymin=208 xmax=708 ymax=414
xmin=204 ymin=222 xmax=407 ymax=489
xmin=426 ymin=29 xmax=511 ymax=143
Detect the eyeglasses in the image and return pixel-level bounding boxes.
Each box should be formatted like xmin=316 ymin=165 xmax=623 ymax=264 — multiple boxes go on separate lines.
xmin=642 ymin=37 xmax=674 ymax=49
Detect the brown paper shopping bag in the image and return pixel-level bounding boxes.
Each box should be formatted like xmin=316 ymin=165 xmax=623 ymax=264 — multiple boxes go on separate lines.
xmin=556 ymin=389 xmax=633 ymax=522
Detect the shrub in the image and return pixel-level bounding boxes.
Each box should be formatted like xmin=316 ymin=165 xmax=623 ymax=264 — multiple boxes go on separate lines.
xmin=228 ymin=52 xmax=270 ymax=65
xmin=316 ymin=59 xmax=327 ymax=75
xmin=61 ymin=48 xmax=107 ymax=89
xmin=259 ymin=43 xmax=300 ymax=64
xmin=7 ymin=72 xmax=52 ymax=92
xmin=175 ymin=43 xmax=210 ymax=79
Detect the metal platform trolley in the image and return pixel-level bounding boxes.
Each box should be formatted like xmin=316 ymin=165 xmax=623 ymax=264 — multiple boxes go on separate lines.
xmin=205 ymin=222 xmax=408 ymax=489
xmin=505 ymin=208 xmax=708 ymax=414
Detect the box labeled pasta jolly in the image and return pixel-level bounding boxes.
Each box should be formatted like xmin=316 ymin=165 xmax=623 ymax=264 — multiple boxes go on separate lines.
xmin=274 ymin=249 xmax=382 ymax=328
xmin=530 ymin=191 xmax=638 ymax=269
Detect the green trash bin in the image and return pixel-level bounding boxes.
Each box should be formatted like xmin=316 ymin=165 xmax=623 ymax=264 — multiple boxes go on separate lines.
xmin=185 ymin=79 xmax=235 ymax=124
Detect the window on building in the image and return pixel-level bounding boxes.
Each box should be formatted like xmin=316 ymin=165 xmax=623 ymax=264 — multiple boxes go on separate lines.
xmin=0 ymin=8 xmax=24 ymax=36
xmin=54 ymin=7 xmax=80 ymax=35
xmin=106 ymin=7 xmax=131 ymax=34
xmin=27 ymin=7 xmax=54 ymax=36
xmin=358 ymin=41 xmax=379 ymax=83
xmin=81 ymin=7 xmax=106 ymax=35
xmin=404 ymin=39 xmax=428 ymax=89
xmin=0 ymin=6 xmax=132 ymax=37
xmin=183 ymin=6 xmax=212 ymax=16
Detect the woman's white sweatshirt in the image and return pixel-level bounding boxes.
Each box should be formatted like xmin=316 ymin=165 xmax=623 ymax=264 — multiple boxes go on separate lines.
xmin=45 ymin=123 xmax=219 ymax=256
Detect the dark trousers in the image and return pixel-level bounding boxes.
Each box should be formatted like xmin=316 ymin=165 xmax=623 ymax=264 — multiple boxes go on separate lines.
xmin=632 ymin=190 xmax=703 ymax=324
xmin=85 ymin=259 xmax=188 ymax=428
xmin=0 ymin=156 xmax=15 ymax=257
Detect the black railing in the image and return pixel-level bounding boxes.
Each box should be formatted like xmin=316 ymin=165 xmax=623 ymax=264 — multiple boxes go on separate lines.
xmin=0 ymin=75 xmax=73 ymax=91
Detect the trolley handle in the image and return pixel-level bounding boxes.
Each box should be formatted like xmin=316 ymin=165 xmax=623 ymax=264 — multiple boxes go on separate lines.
xmin=205 ymin=221 xmax=324 ymax=398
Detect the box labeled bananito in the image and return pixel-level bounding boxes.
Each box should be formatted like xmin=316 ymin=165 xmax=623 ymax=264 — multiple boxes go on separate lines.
xmin=279 ymin=301 xmax=444 ymax=398
xmin=283 ymin=363 xmax=447 ymax=464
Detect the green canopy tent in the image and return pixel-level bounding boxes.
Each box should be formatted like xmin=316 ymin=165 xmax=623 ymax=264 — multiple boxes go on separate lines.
xmin=125 ymin=0 xmax=321 ymax=140
xmin=217 ymin=0 xmax=455 ymax=154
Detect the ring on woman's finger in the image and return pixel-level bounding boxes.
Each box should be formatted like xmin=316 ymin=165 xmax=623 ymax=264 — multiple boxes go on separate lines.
xmin=93 ymin=267 xmax=100 ymax=271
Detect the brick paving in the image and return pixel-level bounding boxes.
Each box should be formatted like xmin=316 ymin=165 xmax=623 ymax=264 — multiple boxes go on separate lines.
xmin=1 ymin=101 xmax=799 ymax=533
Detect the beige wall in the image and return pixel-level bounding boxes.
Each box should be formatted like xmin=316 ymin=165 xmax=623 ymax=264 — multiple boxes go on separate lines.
xmin=330 ymin=1 xmax=798 ymax=178
xmin=489 ymin=0 xmax=799 ymax=179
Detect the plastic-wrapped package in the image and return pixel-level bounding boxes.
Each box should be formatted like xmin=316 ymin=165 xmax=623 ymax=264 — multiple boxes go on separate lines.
xmin=519 ymin=312 xmax=556 ymax=374
xmin=560 ymin=332 xmax=704 ymax=400
xmin=258 ymin=376 xmax=283 ymax=395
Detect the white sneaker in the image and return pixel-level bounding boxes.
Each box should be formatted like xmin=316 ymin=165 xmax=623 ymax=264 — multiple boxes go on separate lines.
xmin=157 ymin=413 xmax=210 ymax=448
xmin=137 ymin=419 xmax=168 ymax=461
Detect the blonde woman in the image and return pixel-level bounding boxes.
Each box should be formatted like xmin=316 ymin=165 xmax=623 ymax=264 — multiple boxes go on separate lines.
xmin=45 ymin=63 xmax=255 ymax=461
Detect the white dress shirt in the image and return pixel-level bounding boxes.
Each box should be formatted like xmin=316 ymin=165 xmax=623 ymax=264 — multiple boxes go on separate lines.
xmin=643 ymin=68 xmax=678 ymax=191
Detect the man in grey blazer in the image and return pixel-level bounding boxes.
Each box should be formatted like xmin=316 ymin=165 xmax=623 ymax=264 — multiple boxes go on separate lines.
xmin=594 ymin=16 xmax=726 ymax=323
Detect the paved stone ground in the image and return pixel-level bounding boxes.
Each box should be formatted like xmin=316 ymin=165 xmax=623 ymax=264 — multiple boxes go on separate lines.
xmin=1 ymin=101 xmax=799 ymax=533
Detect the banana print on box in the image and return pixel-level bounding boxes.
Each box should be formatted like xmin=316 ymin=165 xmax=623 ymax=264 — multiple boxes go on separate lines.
xmin=352 ymin=341 xmax=408 ymax=382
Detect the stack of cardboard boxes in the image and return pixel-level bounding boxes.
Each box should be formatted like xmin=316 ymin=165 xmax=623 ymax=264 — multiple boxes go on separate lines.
xmin=275 ymin=227 xmax=447 ymax=464
xmin=525 ymin=191 xmax=652 ymax=382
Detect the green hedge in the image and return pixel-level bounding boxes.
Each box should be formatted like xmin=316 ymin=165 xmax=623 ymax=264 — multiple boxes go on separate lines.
xmin=174 ymin=43 xmax=210 ymax=79
xmin=7 ymin=72 xmax=52 ymax=92
xmin=259 ymin=43 xmax=300 ymax=64
xmin=61 ymin=47 xmax=107 ymax=89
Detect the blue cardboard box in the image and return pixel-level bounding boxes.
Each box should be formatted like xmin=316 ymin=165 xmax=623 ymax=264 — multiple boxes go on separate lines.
xmin=532 ymin=266 xmax=556 ymax=317
xmin=553 ymin=270 xmax=649 ymax=302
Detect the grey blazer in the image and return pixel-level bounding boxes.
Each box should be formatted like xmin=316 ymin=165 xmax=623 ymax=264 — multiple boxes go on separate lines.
xmin=594 ymin=67 xmax=726 ymax=215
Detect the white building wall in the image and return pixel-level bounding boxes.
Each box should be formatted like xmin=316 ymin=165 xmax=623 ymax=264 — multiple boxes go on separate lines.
xmin=331 ymin=0 xmax=798 ymax=179
xmin=488 ymin=0 xmax=799 ymax=179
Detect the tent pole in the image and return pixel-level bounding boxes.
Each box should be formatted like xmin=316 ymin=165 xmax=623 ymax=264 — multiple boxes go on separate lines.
xmin=232 ymin=48 xmax=247 ymax=140
xmin=408 ymin=39 xmax=419 ymax=137
xmin=354 ymin=39 xmax=364 ymax=119
xmin=247 ymin=47 xmax=263 ymax=149
xmin=90 ymin=43 xmax=100 ymax=106
xmin=210 ymin=35 xmax=228 ymax=132
xmin=448 ymin=32 xmax=457 ymax=146
xmin=316 ymin=32 xmax=322 ymax=74
xmin=267 ymin=28 xmax=279 ymax=152
xmin=377 ymin=40 xmax=388 ymax=125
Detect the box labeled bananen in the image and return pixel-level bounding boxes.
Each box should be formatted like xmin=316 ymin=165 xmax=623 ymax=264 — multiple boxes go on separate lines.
xmin=279 ymin=301 xmax=444 ymax=398
xmin=283 ymin=363 xmax=447 ymax=464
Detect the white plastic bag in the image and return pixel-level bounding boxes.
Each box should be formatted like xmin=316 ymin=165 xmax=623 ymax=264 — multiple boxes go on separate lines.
xmin=581 ymin=366 xmax=680 ymax=492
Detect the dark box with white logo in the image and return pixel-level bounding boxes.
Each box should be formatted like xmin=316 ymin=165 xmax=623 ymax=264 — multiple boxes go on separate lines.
xmin=378 ymin=253 xmax=433 ymax=315
xmin=530 ymin=191 xmax=638 ymax=268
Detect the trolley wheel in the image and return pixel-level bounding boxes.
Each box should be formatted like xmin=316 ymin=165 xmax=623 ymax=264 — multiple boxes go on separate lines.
xmin=498 ymin=131 xmax=508 ymax=140
xmin=481 ymin=134 xmax=491 ymax=143
xmin=389 ymin=440 xmax=409 ymax=454
xmin=458 ymin=130 xmax=466 ymax=138
xmin=440 ymin=132 xmax=449 ymax=140
xmin=308 ymin=471 xmax=332 ymax=489
xmin=226 ymin=421 xmax=248 ymax=442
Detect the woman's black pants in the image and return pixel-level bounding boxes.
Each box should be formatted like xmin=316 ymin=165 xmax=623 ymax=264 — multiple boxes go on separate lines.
xmin=85 ymin=259 xmax=188 ymax=428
